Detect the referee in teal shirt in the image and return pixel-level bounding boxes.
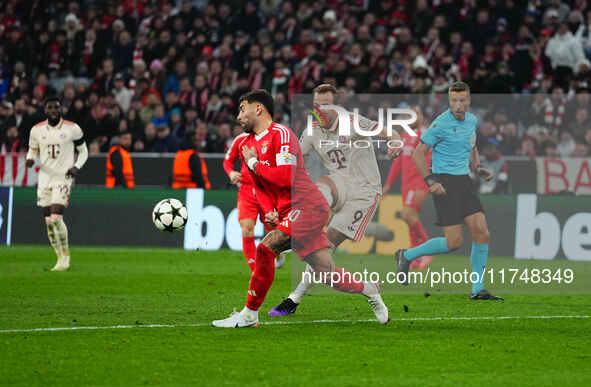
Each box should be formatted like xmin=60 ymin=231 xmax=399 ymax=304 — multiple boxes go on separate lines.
xmin=396 ymin=81 xmax=503 ymax=300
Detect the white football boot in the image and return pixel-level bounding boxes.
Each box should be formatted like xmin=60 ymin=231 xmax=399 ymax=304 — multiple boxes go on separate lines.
xmin=363 ymin=282 xmax=390 ymax=324
xmin=212 ymin=308 xmax=259 ymax=328
xmin=51 ymin=256 xmax=70 ymax=271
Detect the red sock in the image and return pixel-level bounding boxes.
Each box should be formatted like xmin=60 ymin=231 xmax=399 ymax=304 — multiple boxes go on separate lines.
xmin=246 ymin=244 xmax=277 ymax=311
xmin=409 ymin=220 xmax=428 ymax=247
xmin=242 ymin=236 xmax=256 ymax=272
xmin=328 ymin=267 xmax=364 ymax=294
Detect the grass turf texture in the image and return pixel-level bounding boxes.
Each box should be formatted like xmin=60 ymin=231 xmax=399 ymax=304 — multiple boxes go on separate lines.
xmin=1 ymin=246 xmax=590 ymax=386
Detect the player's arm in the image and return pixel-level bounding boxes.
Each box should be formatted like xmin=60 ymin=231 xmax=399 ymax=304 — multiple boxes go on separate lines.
xmin=365 ymin=116 xmax=402 ymax=159
xmin=243 ymin=135 xmax=295 ymax=188
xmin=67 ymin=125 xmax=88 ymax=177
xmin=253 ymin=177 xmax=277 ymax=217
xmin=414 ymin=123 xmax=446 ymax=195
xmin=470 ymin=146 xmax=493 ymax=181
xmin=223 ymin=136 xmax=242 ymax=184
xmin=25 ymin=129 xmax=39 ymax=168
xmin=383 ymin=155 xmax=401 ymax=194
xmin=299 ymin=132 xmax=314 ymax=156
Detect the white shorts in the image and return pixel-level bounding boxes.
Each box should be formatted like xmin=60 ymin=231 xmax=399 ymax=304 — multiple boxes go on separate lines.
xmin=323 ymin=174 xmax=381 ymax=241
xmin=37 ymin=178 xmax=72 ymax=208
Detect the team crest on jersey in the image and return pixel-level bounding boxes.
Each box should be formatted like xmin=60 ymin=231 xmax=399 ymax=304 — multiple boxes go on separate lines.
xmin=261 ymin=141 xmax=269 ymax=154
xmin=338 ymin=136 xmax=347 ymax=143
xmin=60 ymin=133 xmax=66 ymax=139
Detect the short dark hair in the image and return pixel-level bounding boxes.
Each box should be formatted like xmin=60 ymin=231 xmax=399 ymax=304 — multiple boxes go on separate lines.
xmin=448 ymin=81 xmax=470 ymax=93
xmin=239 ymin=89 xmax=274 ymax=117
xmin=43 ymin=96 xmax=61 ymax=106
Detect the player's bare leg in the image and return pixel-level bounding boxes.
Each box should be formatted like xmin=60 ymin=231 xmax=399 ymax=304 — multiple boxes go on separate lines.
xmin=304 ymin=248 xmax=389 ymax=324
xmin=49 ymin=204 xmax=70 ymax=271
xmin=213 ymin=229 xmax=290 ymax=328
xmin=241 ymin=218 xmax=286 ymax=272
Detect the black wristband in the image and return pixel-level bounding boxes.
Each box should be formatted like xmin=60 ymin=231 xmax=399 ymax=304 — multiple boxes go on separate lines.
xmin=424 ymin=174 xmax=437 ymax=187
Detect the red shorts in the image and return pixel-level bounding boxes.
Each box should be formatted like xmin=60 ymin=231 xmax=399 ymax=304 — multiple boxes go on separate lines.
xmin=402 ymin=183 xmax=428 ymax=211
xmin=276 ymin=203 xmax=331 ymax=259
xmin=237 ymin=184 xmax=264 ymax=222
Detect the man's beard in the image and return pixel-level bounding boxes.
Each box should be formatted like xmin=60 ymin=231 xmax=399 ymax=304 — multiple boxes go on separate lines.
xmin=242 ymin=121 xmax=254 ymax=133
xmin=48 ymin=115 xmax=61 ymax=126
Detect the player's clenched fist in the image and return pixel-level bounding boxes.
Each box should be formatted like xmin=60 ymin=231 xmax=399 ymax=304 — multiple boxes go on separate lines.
xmin=229 ymin=171 xmax=242 ymax=184
xmin=66 ymin=167 xmax=79 ymax=178
xmin=429 ymin=182 xmax=446 ymax=195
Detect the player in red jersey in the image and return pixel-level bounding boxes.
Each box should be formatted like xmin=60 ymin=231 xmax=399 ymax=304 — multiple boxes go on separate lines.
xmin=223 ymin=133 xmax=285 ymax=272
xmin=212 ymin=90 xmax=389 ymax=328
xmin=383 ymin=106 xmax=433 ymax=270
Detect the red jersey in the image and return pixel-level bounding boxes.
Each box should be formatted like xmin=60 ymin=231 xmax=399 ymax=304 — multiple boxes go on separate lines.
xmin=385 ymin=126 xmax=431 ymax=191
xmin=241 ymin=122 xmax=326 ymax=218
xmin=223 ymin=133 xmax=253 ymax=187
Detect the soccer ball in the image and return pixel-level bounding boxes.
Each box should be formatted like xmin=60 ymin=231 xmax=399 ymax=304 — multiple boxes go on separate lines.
xmin=152 ymin=198 xmax=188 ymax=233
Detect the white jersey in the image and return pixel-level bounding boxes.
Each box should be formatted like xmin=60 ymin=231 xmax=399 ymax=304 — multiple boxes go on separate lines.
xmin=301 ymin=112 xmax=382 ymax=195
xmin=28 ymin=119 xmax=84 ymax=187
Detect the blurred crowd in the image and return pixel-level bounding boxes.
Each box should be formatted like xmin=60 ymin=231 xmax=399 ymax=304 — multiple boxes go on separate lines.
xmin=0 ymin=0 xmax=591 ymax=157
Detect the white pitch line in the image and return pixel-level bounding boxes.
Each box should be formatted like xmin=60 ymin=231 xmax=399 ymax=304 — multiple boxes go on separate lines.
xmin=0 ymin=315 xmax=589 ymax=334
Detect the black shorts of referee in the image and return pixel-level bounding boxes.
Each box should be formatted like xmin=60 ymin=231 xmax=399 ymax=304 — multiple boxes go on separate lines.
xmin=432 ymin=174 xmax=484 ymax=226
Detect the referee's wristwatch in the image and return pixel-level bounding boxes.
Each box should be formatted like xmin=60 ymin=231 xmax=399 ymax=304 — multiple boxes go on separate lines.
xmin=424 ymin=174 xmax=437 ymax=187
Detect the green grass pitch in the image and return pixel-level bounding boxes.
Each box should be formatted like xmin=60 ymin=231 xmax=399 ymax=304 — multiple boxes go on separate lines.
xmin=1 ymin=246 xmax=591 ymax=386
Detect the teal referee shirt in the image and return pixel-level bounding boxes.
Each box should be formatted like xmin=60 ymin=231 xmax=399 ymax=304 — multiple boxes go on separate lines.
xmin=420 ymin=109 xmax=478 ymax=175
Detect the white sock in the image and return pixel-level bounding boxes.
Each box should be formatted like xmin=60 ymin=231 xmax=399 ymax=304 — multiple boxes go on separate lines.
xmin=53 ymin=219 xmax=70 ymax=260
xmin=46 ymin=221 xmax=60 ymax=259
xmin=361 ymin=282 xmax=377 ymax=297
xmin=289 ymin=264 xmax=316 ymax=303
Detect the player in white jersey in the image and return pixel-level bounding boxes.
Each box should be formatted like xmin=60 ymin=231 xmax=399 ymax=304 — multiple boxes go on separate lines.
xmin=25 ymin=97 xmax=88 ymax=271
xmin=269 ymin=84 xmax=401 ymax=316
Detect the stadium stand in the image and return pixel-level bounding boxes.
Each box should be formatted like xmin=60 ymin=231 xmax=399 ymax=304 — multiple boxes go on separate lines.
xmin=0 ymin=0 xmax=590 ymax=161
